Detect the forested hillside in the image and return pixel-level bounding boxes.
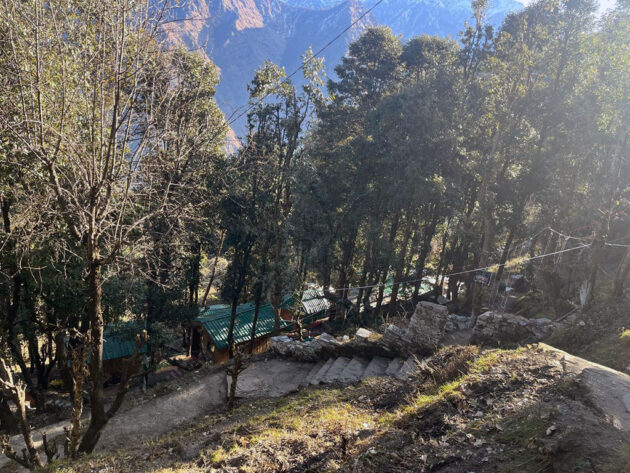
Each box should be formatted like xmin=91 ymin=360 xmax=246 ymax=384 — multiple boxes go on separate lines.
xmin=0 ymin=0 xmax=629 ymax=470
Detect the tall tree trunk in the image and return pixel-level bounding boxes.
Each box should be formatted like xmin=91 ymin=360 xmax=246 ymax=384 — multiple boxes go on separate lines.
xmin=375 ymin=212 xmax=401 ymax=316
xmin=388 ymin=214 xmax=414 ymax=314
xmin=55 ymin=331 xmax=74 ymax=395
xmin=77 ymin=246 xmax=106 ymax=454
xmin=1 ymin=196 xmax=33 ymax=390
xmin=612 ymin=247 xmax=630 ymax=298
xmin=356 ymin=262 xmax=369 ymax=318
xmin=412 ymin=213 xmax=439 ymax=301
xmin=201 ymin=231 xmax=226 ymax=306
xmin=249 ymin=245 xmax=269 ymax=354
xmin=495 ymin=224 xmax=516 ymax=284
xmin=435 ymin=218 xmax=451 ymax=288
xmin=271 ymin=239 xmax=285 ymax=334
xmin=580 ymin=235 xmax=605 ymax=307
xmin=472 ymin=209 xmax=495 ymax=317
xmin=188 ymin=240 xmax=202 ymax=306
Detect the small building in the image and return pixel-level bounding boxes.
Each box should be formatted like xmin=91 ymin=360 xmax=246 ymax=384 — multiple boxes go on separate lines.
xmin=190 ymin=302 xmax=291 ymax=363
xmin=280 ymin=288 xmax=331 ymax=326
xmin=102 ymin=322 xmax=147 ymax=378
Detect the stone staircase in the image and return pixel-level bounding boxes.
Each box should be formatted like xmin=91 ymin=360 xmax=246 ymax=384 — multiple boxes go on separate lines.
xmin=230 ymin=355 xmax=418 ymax=399
xmin=303 ymin=355 xmax=416 ymax=386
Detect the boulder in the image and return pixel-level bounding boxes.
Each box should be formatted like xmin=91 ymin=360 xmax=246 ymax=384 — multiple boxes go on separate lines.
xmin=379 ymin=324 xmax=413 ymax=356
xmin=355 ymin=327 xmax=374 ymax=340
xmin=470 ymin=311 xmax=555 ymax=346
xmin=405 ymin=301 xmax=449 ymax=353
xmin=444 ymin=314 xmax=474 ymax=333
xmin=269 ymin=336 xmax=319 ymax=361
xmin=272 ymin=304 xmax=452 ymax=362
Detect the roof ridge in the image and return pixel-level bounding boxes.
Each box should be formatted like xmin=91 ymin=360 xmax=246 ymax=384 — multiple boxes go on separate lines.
xmin=198 ymin=302 xmax=275 ymax=322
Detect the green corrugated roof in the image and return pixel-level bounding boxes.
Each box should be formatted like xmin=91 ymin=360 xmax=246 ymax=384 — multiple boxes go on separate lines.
xmin=195 ymin=303 xmax=290 ymax=350
xmin=103 ymin=322 xmax=147 ymax=362
xmin=301 ymin=289 xmax=331 ymax=316
xmin=199 ymin=303 xmax=232 ymax=318
xmin=280 ymin=289 xmax=330 ymax=320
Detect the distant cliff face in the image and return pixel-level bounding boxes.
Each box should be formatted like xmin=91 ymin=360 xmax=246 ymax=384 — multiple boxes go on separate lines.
xmin=163 ymin=0 xmax=522 ymax=139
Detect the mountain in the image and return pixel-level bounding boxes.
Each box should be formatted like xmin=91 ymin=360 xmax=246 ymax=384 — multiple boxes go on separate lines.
xmin=283 ymin=0 xmax=523 ymax=38
xmin=163 ymin=0 xmax=523 ymax=140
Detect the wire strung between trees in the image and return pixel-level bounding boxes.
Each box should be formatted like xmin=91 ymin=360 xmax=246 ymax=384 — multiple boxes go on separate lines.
xmin=340 ymin=229 xmax=630 ymax=296
xmin=297 ymin=229 xmax=630 ymax=305
xmin=323 ymin=242 xmax=592 ymax=295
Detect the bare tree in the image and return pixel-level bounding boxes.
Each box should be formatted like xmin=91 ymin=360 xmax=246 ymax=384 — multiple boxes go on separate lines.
xmin=0 ymin=357 xmax=43 ymax=469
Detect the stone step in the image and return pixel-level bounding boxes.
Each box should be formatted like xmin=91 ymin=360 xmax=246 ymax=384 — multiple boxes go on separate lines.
xmin=362 ymin=356 xmax=391 ymax=379
xmin=396 ymin=357 xmax=417 ymax=380
xmin=338 ymin=356 xmax=370 ymax=384
xmin=321 ymin=356 xmax=352 ymax=384
xmin=310 ymin=358 xmax=335 ymax=385
xmin=384 ymin=357 xmax=404 ymax=377
xmin=301 ymin=360 xmax=326 ymax=387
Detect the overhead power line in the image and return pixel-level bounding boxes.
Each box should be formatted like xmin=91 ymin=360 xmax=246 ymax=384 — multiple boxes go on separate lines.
xmin=326 ymin=241 xmax=592 ymax=294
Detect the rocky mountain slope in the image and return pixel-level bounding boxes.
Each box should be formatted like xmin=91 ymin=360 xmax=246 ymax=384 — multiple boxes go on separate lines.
xmin=163 ymin=0 xmax=522 ymax=138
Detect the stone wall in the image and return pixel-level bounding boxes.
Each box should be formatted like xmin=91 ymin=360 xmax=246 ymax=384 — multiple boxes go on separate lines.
xmin=271 ymin=301 xmax=451 ymax=361
xmin=470 ymin=311 xmax=555 ymax=346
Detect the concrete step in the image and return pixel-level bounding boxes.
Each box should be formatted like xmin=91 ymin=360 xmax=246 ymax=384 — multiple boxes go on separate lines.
xmin=385 ymin=357 xmax=404 ymax=377
xmin=396 ymin=357 xmax=417 ymax=381
xmin=321 ymin=356 xmax=352 ymax=384
xmin=310 ymin=358 xmax=335 ymax=386
xmin=338 ymin=356 xmax=370 ymax=384
xmin=301 ymin=360 xmax=326 ymax=387
xmin=362 ymin=356 xmax=391 ymax=379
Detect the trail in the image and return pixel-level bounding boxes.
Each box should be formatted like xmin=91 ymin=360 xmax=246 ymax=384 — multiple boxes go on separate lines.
xmin=0 ymin=370 xmax=226 ymax=471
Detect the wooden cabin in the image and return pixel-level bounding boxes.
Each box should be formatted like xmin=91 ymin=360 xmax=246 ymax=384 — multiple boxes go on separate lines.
xmin=102 ymin=322 xmax=147 ymax=378
xmin=190 ymin=302 xmax=291 ymax=363
xmin=279 ymin=288 xmax=331 ymax=327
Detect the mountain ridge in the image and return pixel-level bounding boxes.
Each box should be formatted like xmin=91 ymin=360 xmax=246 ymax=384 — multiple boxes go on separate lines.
xmin=163 ymin=0 xmax=523 ymax=139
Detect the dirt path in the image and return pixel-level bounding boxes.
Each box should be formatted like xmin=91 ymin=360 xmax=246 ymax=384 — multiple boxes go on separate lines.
xmin=0 ymin=370 xmax=226 ymax=471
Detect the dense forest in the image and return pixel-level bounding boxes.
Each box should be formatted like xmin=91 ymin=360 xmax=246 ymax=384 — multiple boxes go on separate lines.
xmin=0 ymin=0 xmax=629 ymax=466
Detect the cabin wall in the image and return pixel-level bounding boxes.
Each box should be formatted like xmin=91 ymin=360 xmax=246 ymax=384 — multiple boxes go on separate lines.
xmin=280 ymin=308 xmax=294 ymax=321
xmin=103 ymin=357 xmax=141 ymax=379
xmin=211 ymin=337 xmax=270 ymax=363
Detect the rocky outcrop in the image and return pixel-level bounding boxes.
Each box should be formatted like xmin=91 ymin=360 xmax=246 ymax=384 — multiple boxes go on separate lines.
xmin=405 ymin=301 xmax=449 ymax=353
xmin=470 ymin=311 xmax=555 ymax=346
xmin=378 ymin=324 xmax=413 ymax=356
xmin=270 ymin=328 xmax=394 ymax=361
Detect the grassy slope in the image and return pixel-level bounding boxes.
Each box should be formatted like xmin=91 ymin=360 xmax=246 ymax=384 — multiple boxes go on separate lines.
xmin=49 ymin=346 xmax=629 ymax=473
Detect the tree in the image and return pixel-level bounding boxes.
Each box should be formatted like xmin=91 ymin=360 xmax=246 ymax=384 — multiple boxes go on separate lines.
xmin=0 ymin=0 xmax=226 ymax=453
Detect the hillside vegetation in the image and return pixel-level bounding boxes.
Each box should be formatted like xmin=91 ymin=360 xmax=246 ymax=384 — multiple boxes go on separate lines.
xmin=46 ymin=346 xmax=629 ymax=473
